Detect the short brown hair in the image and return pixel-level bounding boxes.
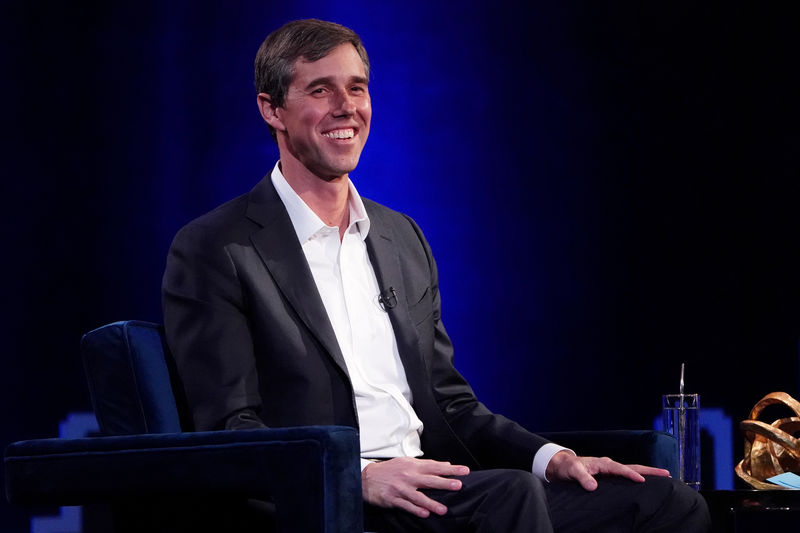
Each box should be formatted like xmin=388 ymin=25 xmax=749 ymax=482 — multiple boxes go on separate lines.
xmin=255 ymin=19 xmax=370 ymax=137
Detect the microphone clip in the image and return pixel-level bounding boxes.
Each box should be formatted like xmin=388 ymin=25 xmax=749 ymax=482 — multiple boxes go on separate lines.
xmin=378 ymin=286 xmax=398 ymax=311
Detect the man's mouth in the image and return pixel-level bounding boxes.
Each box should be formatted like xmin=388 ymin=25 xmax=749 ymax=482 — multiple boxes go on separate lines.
xmin=322 ymin=128 xmax=355 ymax=140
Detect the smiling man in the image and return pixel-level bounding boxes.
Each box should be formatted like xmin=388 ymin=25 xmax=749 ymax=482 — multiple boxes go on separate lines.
xmin=162 ymin=19 xmax=710 ymax=532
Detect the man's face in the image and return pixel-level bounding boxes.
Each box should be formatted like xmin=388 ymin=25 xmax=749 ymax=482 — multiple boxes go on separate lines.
xmin=273 ymin=43 xmax=371 ymax=181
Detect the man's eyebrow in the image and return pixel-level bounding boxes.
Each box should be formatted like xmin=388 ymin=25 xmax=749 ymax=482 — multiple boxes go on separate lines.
xmin=349 ymin=75 xmax=369 ymax=86
xmin=303 ymin=75 xmax=369 ymax=90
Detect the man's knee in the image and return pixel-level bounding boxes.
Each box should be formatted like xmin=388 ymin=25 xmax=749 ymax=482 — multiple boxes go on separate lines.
xmin=497 ymin=469 xmax=546 ymax=498
xmin=638 ymin=476 xmax=710 ymax=532
xmin=482 ymin=469 xmax=549 ymax=515
xmin=505 ymin=469 xmax=545 ymax=489
xmin=468 ymin=469 xmax=552 ymax=533
xmin=460 ymin=469 xmax=548 ymax=510
xmin=644 ymin=476 xmax=705 ymax=511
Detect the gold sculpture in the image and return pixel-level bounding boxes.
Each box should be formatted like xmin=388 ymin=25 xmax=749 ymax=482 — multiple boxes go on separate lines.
xmin=736 ymin=392 xmax=800 ymax=489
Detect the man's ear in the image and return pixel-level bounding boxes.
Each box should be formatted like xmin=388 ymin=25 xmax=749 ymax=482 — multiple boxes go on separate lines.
xmin=257 ymin=93 xmax=286 ymax=132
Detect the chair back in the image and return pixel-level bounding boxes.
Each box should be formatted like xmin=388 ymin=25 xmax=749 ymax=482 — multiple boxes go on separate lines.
xmin=81 ymin=320 xmax=190 ymax=435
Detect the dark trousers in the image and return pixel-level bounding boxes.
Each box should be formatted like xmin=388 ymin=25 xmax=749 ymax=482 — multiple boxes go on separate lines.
xmin=364 ymin=470 xmax=710 ymax=533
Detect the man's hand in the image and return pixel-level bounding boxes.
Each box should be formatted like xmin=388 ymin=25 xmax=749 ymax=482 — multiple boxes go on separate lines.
xmin=362 ymin=457 xmax=470 ymax=518
xmin=545 ymin=451 xmax=671 ymax=491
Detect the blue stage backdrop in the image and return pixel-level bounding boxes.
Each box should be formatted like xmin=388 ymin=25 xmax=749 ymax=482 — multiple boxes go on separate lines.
xmin=2 ymin=1 xmax=799 ymax=530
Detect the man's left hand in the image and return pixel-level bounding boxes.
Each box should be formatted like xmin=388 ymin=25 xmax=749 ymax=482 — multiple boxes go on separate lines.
xmin=545 ymin=451 xmax=671 ymax=491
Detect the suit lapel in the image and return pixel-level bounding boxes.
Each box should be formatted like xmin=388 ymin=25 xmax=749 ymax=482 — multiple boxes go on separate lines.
xmin=364 ymin=206 xmax=431 ymax=393
xmin=243 ymin=178 xmax=431 ymax=398
xmin=245 ymin=177 xmax=351 ymax=381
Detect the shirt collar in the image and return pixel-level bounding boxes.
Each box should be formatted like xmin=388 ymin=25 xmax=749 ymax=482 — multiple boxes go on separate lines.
xmin=270 ymin=161 xmax=371 ymax=243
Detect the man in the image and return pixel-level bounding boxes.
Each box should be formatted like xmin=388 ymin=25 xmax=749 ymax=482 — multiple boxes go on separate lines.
xmin=162 ymin=18 xmax=709 ymax=532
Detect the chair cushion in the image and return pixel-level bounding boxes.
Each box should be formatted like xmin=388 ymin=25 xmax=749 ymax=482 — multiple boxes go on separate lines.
xmin=82 ymin=321 xmax=183 ymax=434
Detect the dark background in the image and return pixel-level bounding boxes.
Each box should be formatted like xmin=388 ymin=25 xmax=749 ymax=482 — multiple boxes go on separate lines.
xmin=2 ymin=1 xmax=798 ymax=530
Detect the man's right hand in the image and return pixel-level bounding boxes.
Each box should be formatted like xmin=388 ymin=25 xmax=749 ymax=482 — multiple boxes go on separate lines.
xmin=361 ymin=457 xmax=470 ymax=518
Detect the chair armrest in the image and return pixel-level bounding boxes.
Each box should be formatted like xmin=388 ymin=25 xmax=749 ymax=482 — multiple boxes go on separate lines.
xmin=5 ymin=426 xmax=361 ymax=533
xmin=538 ymin=430 xmax=679 ymax=477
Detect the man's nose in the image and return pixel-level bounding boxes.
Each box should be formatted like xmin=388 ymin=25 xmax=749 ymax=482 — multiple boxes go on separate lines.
xmin=332 ymin=90 xmax=357 ymax=116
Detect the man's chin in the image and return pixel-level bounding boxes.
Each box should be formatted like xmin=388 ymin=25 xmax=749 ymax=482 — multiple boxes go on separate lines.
xmin=314 ymin=158 xmax=362 ymax=181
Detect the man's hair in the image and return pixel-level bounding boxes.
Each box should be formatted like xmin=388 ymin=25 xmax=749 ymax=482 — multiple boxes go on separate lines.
xmin=255 ymin=19 xmax=370 ymax=139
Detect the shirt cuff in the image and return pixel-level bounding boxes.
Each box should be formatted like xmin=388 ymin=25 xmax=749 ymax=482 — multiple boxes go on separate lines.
xmin=361 ymin=458 xmax=376 ymax=471
xmin=531 ymin=442 xmax=575 ymax=482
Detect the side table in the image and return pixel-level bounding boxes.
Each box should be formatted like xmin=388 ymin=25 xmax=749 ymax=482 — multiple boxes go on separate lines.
xmin=701 ymin=489 xmax=800 ymax=533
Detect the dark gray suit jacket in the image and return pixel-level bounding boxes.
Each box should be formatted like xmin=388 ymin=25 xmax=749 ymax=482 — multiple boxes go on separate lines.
xmin=162 ymin=174 xmax=548 ymax=471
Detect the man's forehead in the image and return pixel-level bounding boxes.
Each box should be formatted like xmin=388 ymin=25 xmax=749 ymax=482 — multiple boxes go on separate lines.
xmin=290 ymin=44 xmax=367 ymax=82
xmin=296 ymin=43 xmax=361 ymax=68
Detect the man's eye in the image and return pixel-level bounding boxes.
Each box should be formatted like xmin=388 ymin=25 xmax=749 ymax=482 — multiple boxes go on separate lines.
xmin=311 ymin=88 xmax=326 ymax=95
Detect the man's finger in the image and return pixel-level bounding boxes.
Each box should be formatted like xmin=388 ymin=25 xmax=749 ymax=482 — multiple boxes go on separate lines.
xmin=420 ymin=460 xmax=470 ymax=477
xmin=628 ymin=464 xmax=671 ymax=477
xmin=401 ymin=487 xmax=449 ymax=516
xmin=417 ymin=474 xmax=464 ymax=491
xmin=571 ymin=464 xmax=599 ymax=491
xmin=555 ymin=455 xmax=598 ymax=491
xmin=608 ymin=465 xmax=645 ymax=483
xmin=391 ymin=495 xmax=434 ymax=518
xmin=584 ymin=457 xmax=644 ymax=482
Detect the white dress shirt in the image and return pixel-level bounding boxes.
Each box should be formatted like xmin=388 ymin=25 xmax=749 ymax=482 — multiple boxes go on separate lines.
xmin=270 ymin=162 xmax=569 ymax=478
xmin=271 ymin=163 xmax=423 ymax=471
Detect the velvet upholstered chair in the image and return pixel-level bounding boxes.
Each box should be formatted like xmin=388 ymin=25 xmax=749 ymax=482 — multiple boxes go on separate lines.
xmin=5 ymin=321 xmax=680 ymax=532
xmin=5 ymin=321 xmax=362 ymax=532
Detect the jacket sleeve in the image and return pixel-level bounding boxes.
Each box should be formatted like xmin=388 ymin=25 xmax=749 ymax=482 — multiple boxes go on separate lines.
xmin=162 ymin=221 xmax=265 ymax=431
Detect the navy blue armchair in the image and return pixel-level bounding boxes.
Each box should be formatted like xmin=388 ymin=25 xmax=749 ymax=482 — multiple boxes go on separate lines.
xmin=5 ymin=320 xmax=679 ymax=532
xmin=5 ymin=321 xmax=363 ymax=532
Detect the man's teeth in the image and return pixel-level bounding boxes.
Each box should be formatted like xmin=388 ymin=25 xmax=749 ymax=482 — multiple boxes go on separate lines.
xmin=323 ymin=129 xmax=354 ymax=139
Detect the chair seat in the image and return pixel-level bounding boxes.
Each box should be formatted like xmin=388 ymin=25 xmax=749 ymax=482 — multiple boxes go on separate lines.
xmin=6 ymin=426 xmax=362 ymax=532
